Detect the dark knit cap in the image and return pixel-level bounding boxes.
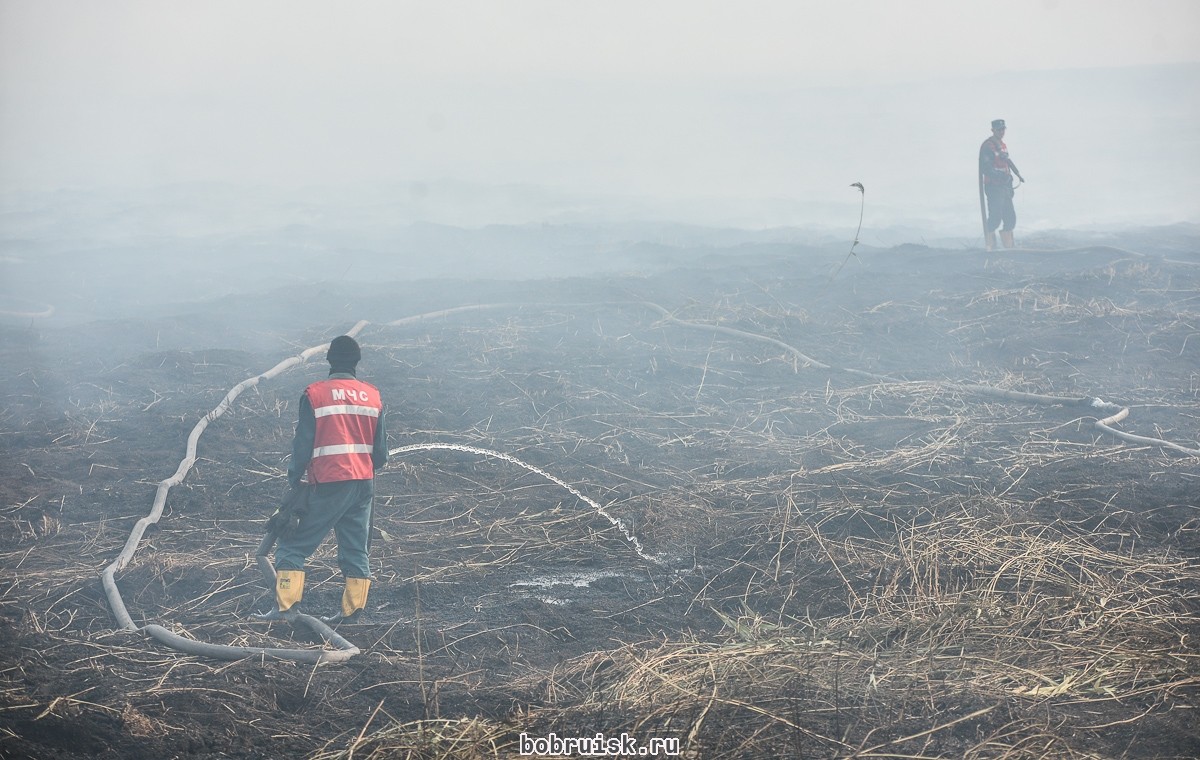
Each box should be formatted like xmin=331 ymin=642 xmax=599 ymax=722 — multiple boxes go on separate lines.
xmin=991 ymin=118 xmax=1006 ymax=130
xmin=326 ymin=335 xmax=361 ymax=368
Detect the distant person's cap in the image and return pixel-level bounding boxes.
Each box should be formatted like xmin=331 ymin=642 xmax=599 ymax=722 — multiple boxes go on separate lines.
xmin=326 ymin=335 xmax=361 ymax=367
xmin=991 ymin=119 xmax=1006 ymax=130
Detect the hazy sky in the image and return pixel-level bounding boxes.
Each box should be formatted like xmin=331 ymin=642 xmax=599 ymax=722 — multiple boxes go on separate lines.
xmin=4 ymin=1 xmax=1196 ymax=88
xmin=1 ymin=0 xmax=1198 ymax=228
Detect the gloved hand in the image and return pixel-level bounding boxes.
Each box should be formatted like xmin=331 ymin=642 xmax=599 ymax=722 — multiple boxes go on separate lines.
xmin=267 ymin=507 xmax=302 ymax=537
xmin=267 ymin=484 xmax=308 ymax=537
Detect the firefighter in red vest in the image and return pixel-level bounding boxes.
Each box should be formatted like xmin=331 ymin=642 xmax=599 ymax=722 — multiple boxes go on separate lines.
xmin=257 ymin=335 xmax=388 ymax=622
xmin=979 ymin=118 xmax=1025 ymax=250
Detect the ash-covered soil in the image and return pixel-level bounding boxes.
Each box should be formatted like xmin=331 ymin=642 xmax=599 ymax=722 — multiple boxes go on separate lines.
xmin=1 ymin=226 xmax=1198 ymax=759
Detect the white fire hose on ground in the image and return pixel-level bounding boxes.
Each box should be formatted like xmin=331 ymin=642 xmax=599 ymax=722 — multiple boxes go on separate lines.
xmin=99 ymin=299 xmax=1198 ymax=663
xmin=101 ymin=316 xmax=661 ymax=663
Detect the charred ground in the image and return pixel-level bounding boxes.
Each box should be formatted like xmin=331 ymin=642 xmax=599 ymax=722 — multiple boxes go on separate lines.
xmin=1 ymin=227 xmax=1198 ymax=758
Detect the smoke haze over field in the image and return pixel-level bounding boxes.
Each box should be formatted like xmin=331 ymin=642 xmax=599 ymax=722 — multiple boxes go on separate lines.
xmin=1 ymin=1 xmax=1199 ymax=236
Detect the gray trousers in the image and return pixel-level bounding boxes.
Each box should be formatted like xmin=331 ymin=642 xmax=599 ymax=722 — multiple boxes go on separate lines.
xmin=985 ymin=183 xmax=1016 ymax=232
xmin=274 ymin=479 xmax=374 ymax=578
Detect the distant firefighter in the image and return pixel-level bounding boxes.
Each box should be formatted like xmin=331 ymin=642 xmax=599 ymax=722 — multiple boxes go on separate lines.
xmin=256 ymin=335 xmax=388 ymax=623
xmin=978 ymin=118 xmax=1025 ymax=250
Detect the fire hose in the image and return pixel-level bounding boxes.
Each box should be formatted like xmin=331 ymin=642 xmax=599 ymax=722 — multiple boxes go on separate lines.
xmin=100 ymin=295 xmax=1199 ymax=663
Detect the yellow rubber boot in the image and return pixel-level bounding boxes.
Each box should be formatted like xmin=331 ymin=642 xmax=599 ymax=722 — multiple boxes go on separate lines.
xmin=254 ymin=569 xmax=305 ymax=621
xmin=341 ymin=577 xmax=371 ymax=619
xmin=276 ymin=569 xmax=305 ymax=614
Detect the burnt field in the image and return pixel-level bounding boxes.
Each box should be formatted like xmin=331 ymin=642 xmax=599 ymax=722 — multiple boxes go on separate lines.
xmin=1 ymin=227 xmax=1199 ymax=759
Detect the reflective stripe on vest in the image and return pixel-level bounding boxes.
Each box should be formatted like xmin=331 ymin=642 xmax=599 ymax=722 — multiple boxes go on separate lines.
xmin=313 ymin=404 xmax=381 ymax=419
xmin=305 ymin=378 xmax=382 ymax=483
xmin=312 ymin=443 xmax=375 ymax=458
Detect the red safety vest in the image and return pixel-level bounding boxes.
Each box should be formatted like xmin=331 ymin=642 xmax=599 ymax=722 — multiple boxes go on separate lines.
xmin=304 ymin=378 xmax=382 ymax=483
xmin=981 ymin=136 xmax=1011 ymax=185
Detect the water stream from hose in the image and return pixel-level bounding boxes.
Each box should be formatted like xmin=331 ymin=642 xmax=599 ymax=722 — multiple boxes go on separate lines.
xmin=389 ymin=442 xmax=665 ymax=567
